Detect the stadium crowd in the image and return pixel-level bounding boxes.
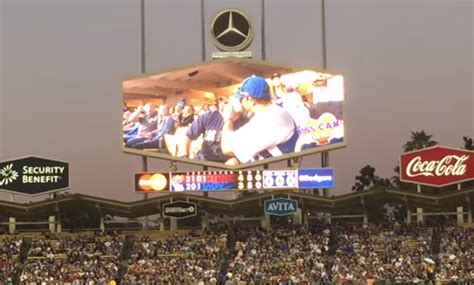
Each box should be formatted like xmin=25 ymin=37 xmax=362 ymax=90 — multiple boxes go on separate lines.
xmin=0 ymin=236 xmax=20 ymax=284
xmin=18 ymin=232 xmax=122 ymax=284
xmin=122 ymin=228 xmax=227 ymax=284
xmin=0 ymin=221 xmax=472 ymax=284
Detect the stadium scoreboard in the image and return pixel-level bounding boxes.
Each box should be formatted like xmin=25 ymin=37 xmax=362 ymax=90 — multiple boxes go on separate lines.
xmin=134 ymin=168 xmax=334 ymax=193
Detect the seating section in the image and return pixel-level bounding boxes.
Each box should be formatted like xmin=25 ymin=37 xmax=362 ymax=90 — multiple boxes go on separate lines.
xmin=0 ymin=224 xmax=472 ymax=284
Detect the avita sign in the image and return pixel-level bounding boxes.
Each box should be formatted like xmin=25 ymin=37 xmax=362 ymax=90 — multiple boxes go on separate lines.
xmin=400 ymin=146 xmax=474 ymax=187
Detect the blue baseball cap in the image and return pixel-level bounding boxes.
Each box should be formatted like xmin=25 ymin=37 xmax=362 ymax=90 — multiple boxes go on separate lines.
xmin=234 ymin=76 xmax=272 ymax=101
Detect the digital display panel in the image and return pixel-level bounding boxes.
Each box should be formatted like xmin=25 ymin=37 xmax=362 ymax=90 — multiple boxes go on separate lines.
xmin=134 ymin=168 xmax=334 ymax=193
xmin=123 ymin=59 xmax=345 ymax=169
xmin=170 ymin=172 xmax=238 ymax=191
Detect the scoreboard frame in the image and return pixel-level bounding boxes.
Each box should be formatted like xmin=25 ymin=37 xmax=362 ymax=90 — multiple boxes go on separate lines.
xmin=134 ymin=168 xmax=335 ymax=193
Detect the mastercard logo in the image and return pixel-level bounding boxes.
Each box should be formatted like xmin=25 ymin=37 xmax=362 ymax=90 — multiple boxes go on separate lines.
xmin=137 ymin=173 xmax=168 ymax=191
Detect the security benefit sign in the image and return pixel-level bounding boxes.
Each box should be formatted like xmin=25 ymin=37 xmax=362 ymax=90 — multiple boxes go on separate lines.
xmin=400 ymin=146 xmax=474 ymax=187
xmin=264 ymin=198 xmax=298 ymax=216
xmin=162 ymin=201 xmax=197 ymax=219
xmin=0 ymin=156 xmax=69 ymax=195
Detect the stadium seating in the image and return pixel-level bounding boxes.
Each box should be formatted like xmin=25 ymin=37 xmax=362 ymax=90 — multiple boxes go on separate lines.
xmin=0 ymin=222 xmax=472 ymax=284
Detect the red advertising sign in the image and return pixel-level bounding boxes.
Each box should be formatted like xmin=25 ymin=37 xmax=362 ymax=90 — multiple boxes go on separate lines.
xmin=400 ymin=146 xmax=474 ymax=187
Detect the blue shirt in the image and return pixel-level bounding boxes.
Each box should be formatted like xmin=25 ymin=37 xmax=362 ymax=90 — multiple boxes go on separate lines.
xmin=187 ymin=111 xmax=229 ymax=162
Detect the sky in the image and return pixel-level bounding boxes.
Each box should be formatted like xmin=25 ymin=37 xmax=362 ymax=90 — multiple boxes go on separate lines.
xmin=0 ymin=0 xmax=472 ymax=203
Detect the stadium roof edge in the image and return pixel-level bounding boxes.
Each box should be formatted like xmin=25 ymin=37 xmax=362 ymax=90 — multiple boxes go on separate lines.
xmin=0 ymin=187 xmax=472 ymax=218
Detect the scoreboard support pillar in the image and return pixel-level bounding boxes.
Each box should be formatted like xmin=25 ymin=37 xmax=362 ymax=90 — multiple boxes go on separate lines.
xmin=201 ymin=212 xmax=209 ymax=230
xmin=416 ymin=184 xmax=423 ymax=223
xmin=142 ymin=156 xmax=149 ymax=230
xmin=467 ymin=203 xmax=472 ymax=224
xmin=261 ymin=213 xmax=270 ymax=229
xmin=202 ymin=166 xmax=209 ymax=198
xmin=456 ymin=206 xmax=464 ymax=225
xmin=100 ymin=217 xmax=105 ymax=232
xmin=293 ymin=209 xmax=302 ymax=225
xmin=302 ymin=210 xmax=309 ymax=226
xmin=159 ymin=218 xmax=165 ymax=231
xmin=416 ymin=208 xmax=424 ymax=223
xmin=361 ymin=196 xmax=368 ymax=225
xmin=170 ymin=217 xmax=178 ymax=231
xmin=406 ymin=208 xmax=412 ymax=224
xmin=321 ymin=152 xmax=330 ymax=197
xmin=56 ymin=215 xmax=62 ymax=233
xmin=287 ymin=157 xmax=301 ymax=169
xmin=49 ymin=216 xmax=56 ymax=233
xmin=8 ymin=217 xmax=15 ymax=234
xmin=457 ymin=184 xmax=464 ymax=225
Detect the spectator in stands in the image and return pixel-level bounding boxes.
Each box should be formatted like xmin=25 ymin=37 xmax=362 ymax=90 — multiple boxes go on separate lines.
xmin=128 ymin=104 xmax=175 ymax=149
xmin=123 ymin=103 xmax=157 ymax=143
xmin=198 ymin=103 xmax=210 ymax=116
xmin=172 ymin=99 xmax=186 ymax=124
xmin=177 ymin=105 xmax=195 ymax=128
xmin=221 ymin=76 xmax=298 ymax=165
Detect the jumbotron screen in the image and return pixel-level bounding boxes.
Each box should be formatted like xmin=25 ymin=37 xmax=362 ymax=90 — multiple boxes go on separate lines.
xmin=122 ymin=59 xmax=345 ymax=169
xmin=134 ymin=168 xmax=334 ymax=193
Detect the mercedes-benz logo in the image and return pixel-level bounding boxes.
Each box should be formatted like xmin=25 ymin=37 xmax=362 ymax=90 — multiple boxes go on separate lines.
xmin=211 ymin=9 xmax=253 ymax=52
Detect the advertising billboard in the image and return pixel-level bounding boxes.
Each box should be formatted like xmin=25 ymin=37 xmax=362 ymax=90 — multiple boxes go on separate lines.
xmin=123 ymin=58 xmax=345 ymax=170
xmin=162 ymin=201 xmax=197 ymax=219
xmin=134 ymin=168 xmax=334 ymax=193
xmin=0 ymin=156 xmax=69 ymax=196
xmin=400 ymin=146 xmax=474 ymax=187
xmin=264 ymin=198 xmax=298 ymax=216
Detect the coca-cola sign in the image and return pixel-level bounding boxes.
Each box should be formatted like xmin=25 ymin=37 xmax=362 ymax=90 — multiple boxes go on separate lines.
xmin=400 ymin=146 xmax=474 ymax=187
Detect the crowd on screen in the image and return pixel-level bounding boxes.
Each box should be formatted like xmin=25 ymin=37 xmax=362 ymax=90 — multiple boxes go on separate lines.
xmin=123 ymin=74 xmax=343 ymax=165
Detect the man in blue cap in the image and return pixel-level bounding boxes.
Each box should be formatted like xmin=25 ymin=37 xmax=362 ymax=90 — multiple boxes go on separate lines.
xmin=221 ymin=75 xmax=298 ymax=165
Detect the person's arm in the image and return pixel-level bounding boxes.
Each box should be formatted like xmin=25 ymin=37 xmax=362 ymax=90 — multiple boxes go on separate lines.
xmin=125 ymin=106 xmax=143 ymax=124
xmin=224 ymin=106 xmax=295 ymax=163
xmin=183 ymin=136 xmax=192 ymax=158
xmin=161 ymin=117 xmax=176 ymax=136
xmin=143 ymin=127 xmax=159 ymax=139
xmin=176 ymin=114 xmax=192 ymax=127
xmin=220 ymin=119 xmax=235 ymax=157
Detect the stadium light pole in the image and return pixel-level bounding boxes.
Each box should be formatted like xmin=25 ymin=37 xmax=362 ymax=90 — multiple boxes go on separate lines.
xmin=200 ymin=0 xmax=210 ymax=199
xmin=261 ymin=0 xmax=266 ymax=60
xmin=320 ymin=0 xmax=330 ymax=197
xmin=140 ymin=0 xmax=150 ymax=230
xmin=201 ymin=0 xmax=206 ymax=62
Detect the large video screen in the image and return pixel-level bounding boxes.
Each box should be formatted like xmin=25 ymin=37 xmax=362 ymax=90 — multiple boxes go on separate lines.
xmin=122 ymin=59 xmax=344 ymax=169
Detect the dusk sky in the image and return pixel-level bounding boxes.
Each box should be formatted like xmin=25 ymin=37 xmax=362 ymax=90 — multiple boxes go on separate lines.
xmin=0 ymin=0 xmax=472 ymax=202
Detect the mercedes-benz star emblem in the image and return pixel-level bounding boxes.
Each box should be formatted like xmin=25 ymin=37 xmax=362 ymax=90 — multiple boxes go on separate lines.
xmin=211 ymin=9 xmax=253 ymax=52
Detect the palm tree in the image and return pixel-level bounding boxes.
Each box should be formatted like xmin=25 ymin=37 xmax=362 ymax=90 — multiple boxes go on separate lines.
xmin=463 ymin=136 xmax=473 ymax=150
xmin=462 ymin=136 xmax=474 ymax=188
xmin=402 ymin=130 xmax=438 ymax=152
xmin=392 ymin=131 xmax=437 ymax=191
xmin=352 ymin=165 xmax=391 ymax=191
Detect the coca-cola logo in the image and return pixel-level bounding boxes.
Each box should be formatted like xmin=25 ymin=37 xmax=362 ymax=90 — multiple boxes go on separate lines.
xmin=406 ymin=155 xmax=468 ymax=177
xmin=400 ymin=146 xmax=474 ymax=187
